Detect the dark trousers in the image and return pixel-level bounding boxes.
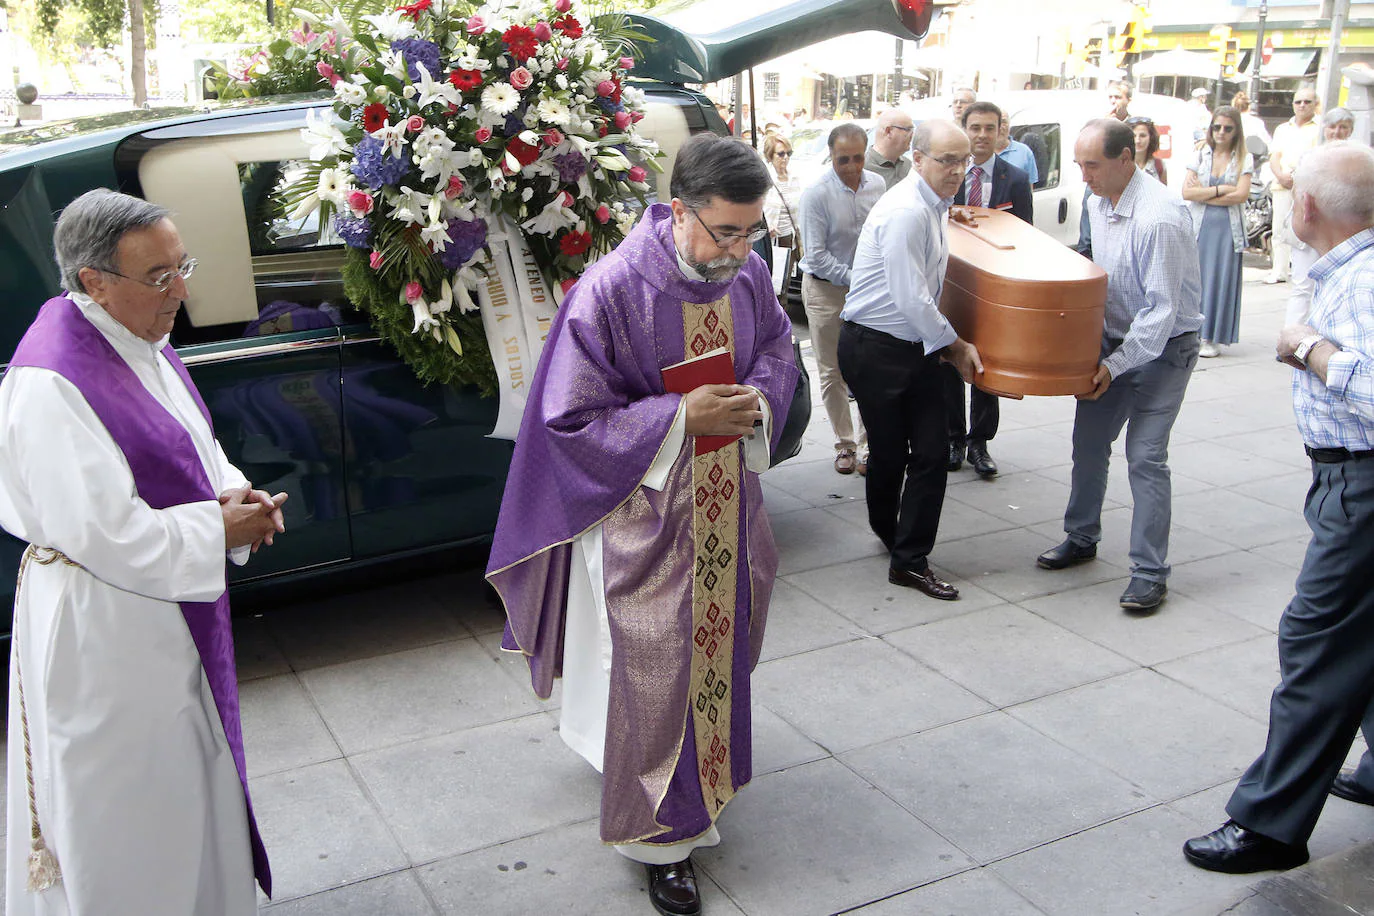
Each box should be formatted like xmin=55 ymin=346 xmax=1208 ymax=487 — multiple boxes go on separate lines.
xmin=837 ymin=322 xmax=947 ymax=572
xmin=1226 ymin=454 xmax=1374 ymax=846
xmin=941 ymin=363 xmax=999 ymax=443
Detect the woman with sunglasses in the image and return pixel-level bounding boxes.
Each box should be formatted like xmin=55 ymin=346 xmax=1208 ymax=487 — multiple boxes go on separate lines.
xmin=762 ymin=134 xmax=802 ymax=302
xmin=1126 ymin=116 xmax=1167 ymax=185
xmin=1183 ymin=105 xmax=1253 ymax=358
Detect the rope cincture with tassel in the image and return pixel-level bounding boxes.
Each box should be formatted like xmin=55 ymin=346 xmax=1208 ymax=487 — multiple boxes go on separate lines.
xmin=15 ymin=544 xmax=77 ymax=892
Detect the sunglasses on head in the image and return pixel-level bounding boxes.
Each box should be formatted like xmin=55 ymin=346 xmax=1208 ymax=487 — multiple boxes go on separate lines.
xmin=1125 ymin=116 xmax=1154 ymax=126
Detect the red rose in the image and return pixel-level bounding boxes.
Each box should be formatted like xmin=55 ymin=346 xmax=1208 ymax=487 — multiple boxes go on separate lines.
xmin=509 ymin=66 xmax=533 ymax=91
xmin=552 ymin=14 xmax=583 ymax=38
xmin=363 ymin=102 xmax=389 ymax=132
xmin=559 ymin=230 xmax=592 ymax=257
xmin=475 ymin=126 xmax=493 ymax=143
xmin=448 ymin=68 xmax=483 ymax=92
xmin=532 ymin=21 xmax=552 ymax=42
xmin=506 ymin=136 xmax=541 ymax=167
xmin=502 ymin=25 xmax=538 ymax=62
xmin=542 ymin=128 xmax=564 ymax=147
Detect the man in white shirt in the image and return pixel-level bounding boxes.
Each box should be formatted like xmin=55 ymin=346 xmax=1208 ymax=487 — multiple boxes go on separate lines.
xmin=838 ymin=120 xmax=983 ymax=601
xmin=1 ymin=189 xmax=284 ymax=914
xmin=1266 ymin=86 xmax=1322 ymax=284
xmin=799 ymin=124 xmax=886 ymax=475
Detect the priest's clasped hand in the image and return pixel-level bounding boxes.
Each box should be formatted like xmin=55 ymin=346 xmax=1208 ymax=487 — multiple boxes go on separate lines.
xmin=220 ymin=486 xmax=288 ymax=552
xmin=684 ymin=384 xmax=764 ymax=437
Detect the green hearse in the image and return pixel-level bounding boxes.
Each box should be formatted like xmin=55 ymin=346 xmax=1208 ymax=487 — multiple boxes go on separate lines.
xmin=0 ymin=0 xmax=932 ymax=640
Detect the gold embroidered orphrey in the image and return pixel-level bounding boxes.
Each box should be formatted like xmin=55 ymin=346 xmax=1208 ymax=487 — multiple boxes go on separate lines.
xmin=682 ymin=295 xmax=741 ymax=818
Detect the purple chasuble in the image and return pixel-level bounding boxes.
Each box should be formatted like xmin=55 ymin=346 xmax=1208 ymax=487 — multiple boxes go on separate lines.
xmin=486 ymin=205 xmax=798 ymax=845
xmin=9 ymin=295 xmax=272 ymax=897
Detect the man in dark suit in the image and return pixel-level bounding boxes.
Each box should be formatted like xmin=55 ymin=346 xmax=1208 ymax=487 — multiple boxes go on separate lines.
xmin=945 ymin=100 xmax=1033 ymax=478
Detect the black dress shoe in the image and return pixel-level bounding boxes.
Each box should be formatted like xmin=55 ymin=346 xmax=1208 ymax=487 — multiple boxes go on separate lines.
xmin=967 ymin=440 xmax=998 ymax=478
xmin=646 ymin=859 xmax=701 ymax=916
xmin=1330 ymin=771 xmax=1374 ymax=806
xmin=947 ymin=441 xmax=966 ymax=472
xmin=1183 ymin=820 xmax=1308 ymax=874
xmin=889 ymin=566 xmax=960 ymax=600
xmin=1119 ymin=577 xmax=1167 ymax=612
xmin=1035 ymin=539 xmax=1097 ymax=570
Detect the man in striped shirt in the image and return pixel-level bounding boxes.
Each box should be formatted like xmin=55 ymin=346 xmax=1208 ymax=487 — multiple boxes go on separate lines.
xmin=1036 ymin=119 xmax=1202 ymax=613
xmin=1185 ymin=142 xmax=1374 ymax=874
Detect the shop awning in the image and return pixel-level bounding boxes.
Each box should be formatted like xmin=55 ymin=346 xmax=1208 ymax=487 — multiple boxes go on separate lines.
xmin=1134 ymin=48 xmax=1223 ymax=80
xmin=1251 ymin=49 xmax=1319 ymax=79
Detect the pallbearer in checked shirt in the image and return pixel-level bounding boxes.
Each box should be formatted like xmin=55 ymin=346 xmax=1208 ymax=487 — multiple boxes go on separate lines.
xmin=1186 ymin=143 xmax=1374 ymax=875
xmin=1035 ymin=119 xmax=1203 ymax=613
xmin=487 ymin=135 xmax=797 ymax=916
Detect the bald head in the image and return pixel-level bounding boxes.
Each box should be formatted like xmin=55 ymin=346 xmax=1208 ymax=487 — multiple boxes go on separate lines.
xmin=912 ymin=119 xmax=971 ymax=199
xmin=874 ymin=108 xmax=915 ymax=160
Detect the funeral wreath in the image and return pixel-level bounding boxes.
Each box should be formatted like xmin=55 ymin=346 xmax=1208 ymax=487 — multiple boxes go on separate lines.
xmin=266 ymin=0 xmax=664 ymax=392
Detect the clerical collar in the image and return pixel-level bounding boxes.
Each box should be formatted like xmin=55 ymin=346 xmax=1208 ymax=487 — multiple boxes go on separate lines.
xmin=674 ymin=247 xmax=708 ymax=283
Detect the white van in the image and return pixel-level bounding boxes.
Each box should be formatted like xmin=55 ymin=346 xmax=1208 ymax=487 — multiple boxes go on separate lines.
xmin=904 ymin=90 xmax=1196 ymax=246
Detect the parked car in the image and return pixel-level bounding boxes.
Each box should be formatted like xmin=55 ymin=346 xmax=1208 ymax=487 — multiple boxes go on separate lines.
xmin=903 ymin=90 xmax=1196 ymax=246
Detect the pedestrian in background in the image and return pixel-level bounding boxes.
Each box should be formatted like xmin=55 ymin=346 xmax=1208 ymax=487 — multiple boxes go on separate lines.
xmin=1127 ymin=116 xmax=1168 ymax=184
xmin=762 ymin=132 xmax=802 ymax=306
xmin=1038 ymin=119 xmax=1202 ymax=613
xmin=949 ymin=86 xmax=976 ymax=123
xmin=839 ymin=120 xmax=983 ymax=602
xmin=1184 ymin=142 xmax=1374 ymax=875
xmin=1232 ymin=90 xmax=1272 ymax=145
xmin=798 ymin=123 xmax=884 ymax=475
xmin=1287 ymin=107 xmax=1358 ymax=324
xmin=996 ymin=116 xmax=1040 ymax=186
xmin=865 ymin=108 xmax=915 ymax=190
xmin=1265 ymin=86 xmax=1321 ymax=285
xmin=1187 ymin=88 xmax=1212 ymax=143
xmin=1184 ymin=105 xmax=1253 ymax=359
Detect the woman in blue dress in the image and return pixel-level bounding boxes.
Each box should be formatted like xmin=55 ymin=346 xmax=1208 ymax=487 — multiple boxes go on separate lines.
xmin=1183 ymin=105 xmax=1254 ymax=358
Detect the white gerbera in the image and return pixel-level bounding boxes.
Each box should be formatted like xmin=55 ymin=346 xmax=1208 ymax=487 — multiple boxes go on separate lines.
xmin=535 ymin=97 xmax=572 ymax=127
xmin=316 ymin=168 xmax=353 ymax=207
xmin=481 ymin=82 xmax=521 ymax=116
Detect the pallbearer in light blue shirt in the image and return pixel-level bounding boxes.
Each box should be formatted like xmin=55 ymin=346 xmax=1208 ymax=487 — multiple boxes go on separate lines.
xmin=1034 ymin=118 xmax=1202 ymax=614
xmin=837 ymin=120 xmax=983 ymax=603
xmin=797 ymin=124 xmax=886 ymax=476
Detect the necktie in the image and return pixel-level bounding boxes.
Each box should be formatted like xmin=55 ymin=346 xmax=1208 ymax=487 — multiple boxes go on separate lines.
xmin=969 ymin=166 xmax=984 ymax=208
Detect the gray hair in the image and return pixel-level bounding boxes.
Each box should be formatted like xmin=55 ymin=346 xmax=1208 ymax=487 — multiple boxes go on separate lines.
xmin=1293 ymin=142 xmax=1374 ymax=225
xmin=669 ymin=133 xmax=771 ymax=210
xmin=1322 ymin=107 xmax=1355 ymax=127
xmin=54 ymin=189 xmax=170 ymax=294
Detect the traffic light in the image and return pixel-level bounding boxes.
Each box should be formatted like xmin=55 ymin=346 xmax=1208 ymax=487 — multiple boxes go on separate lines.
xmin=1222 ymin=37 xmax=1240 ymax=78
xmin=1208 ymin=24 xmax=1232 ymax=62
xmin=1116 ymin=18 xmax=1142 ymax=55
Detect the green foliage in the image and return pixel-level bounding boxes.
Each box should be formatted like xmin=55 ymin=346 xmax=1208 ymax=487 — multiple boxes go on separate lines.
xmin=341 ymin=250 xmax=497 ymax=394
xmin=33 ymin=0 xmax=157 ymax=49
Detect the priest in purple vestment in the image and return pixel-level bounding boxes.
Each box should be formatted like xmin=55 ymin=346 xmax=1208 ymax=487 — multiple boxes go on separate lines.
xmin=487 ymin=135 xmax=798 ymax=916
xmin=0 ymin=190 xmax=284 ymax=915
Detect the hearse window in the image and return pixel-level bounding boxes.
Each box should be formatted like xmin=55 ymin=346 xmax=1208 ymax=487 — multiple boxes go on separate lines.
xmin=137 ymin=130 xmax=352 ymax=345
xmin=1012 ymin=123 xmax=1059 ymax=192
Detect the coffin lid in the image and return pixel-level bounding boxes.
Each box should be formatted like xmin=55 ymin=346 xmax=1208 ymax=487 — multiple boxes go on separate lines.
xmin=947 ymin=207 xmax=1106 ymax=286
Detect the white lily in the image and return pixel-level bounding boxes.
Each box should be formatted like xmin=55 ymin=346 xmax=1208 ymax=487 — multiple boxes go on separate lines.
xmin=410 ymin=297 xmax=439 ymax=335
xmin=288 ymin=192 xmax=320 ymax=222
xmin=373 ymin=123 xmax=408 ymax=159
xmin=362 ymin=9 xmax=418 ymax=41
xmin=303 ymin=109 xmax=348 ymax=160
xmin=430 ymin=278 xmax=454 ymax=315
xmin=414 ymin=62 xmax=462 ymax=109
xmin=594 ymin=149 xmax=632 ymax=172
xmin=335 ymin=81 xmax=367 ymax=105
xmin=421 ymin=219 xmax=450 ymax=250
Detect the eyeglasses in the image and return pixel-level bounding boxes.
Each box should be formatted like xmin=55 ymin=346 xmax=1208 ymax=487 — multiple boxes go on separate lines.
xmin=832 ymin=154 xmax=863 ymax=165
xmin=773 ymin=150 xmax=792 ymax=159
xmin=1211 ymin=123 xmax=1236 ymax=133
xmin=916 ymin=149 xmax=968 ymax=170
xmin=1124 ymin=116 xmax=1154 ymax=126
xmin=889 ymin=125 xmax=914 ymax=133
xmin=689 ymin=208 xmax=768 ymax=247
xmin=105 ymin=257 xmax=198 ymax=293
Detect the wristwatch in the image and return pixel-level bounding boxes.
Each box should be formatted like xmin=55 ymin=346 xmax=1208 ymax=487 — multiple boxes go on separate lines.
xmin=1293 ymin=334 xmax=1326 ymax=367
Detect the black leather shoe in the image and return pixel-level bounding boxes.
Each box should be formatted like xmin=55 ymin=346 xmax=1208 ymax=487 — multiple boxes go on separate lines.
xmin=1330 ymin=771 xmax=1374 ymax=807
xmin=889 ymin=566 xmax=959 ymax=600
xmin=1035 ymin=539 xmax=1097 ymax=570
xmin=1183 ymin=820 xmax=1308 ymax=874
xmin=1119 ymin=577 xmax=1167 ymax=612
xmin=947 ymin=441 xmax=966 ymax=472
xmin=646 ymin=859 xmax=701 ymax=916
xmin=967 ymin=440 xmax=998 ymax=478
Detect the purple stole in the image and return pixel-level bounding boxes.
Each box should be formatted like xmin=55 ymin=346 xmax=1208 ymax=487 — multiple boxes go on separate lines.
xmin=9 ymin=296 xmax=272 ymax=897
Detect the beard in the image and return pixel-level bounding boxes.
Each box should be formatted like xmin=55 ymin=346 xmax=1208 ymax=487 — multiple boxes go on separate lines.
xmin=685 ymin=250 xmax=748 ymax=283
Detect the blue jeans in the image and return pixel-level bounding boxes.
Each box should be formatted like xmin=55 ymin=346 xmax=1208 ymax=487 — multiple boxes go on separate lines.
xmin=1062 ymin=332 xmax=1199 ymax=583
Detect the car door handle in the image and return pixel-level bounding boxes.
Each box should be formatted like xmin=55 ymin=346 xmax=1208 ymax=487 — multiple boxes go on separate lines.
xmin=341 ymin=331 xmax=384 ymax=346
xmin=178 ymin=336 xmax=340 ymax=367
xmin=1058 ymin=198 xmax=1069 ymax=224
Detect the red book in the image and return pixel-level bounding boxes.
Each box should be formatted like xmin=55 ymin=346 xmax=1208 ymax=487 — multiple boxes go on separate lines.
xmin=661 ymin=347 xmax=741 ymax=456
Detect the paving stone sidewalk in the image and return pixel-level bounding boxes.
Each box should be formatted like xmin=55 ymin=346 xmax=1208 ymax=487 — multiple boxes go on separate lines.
xmin=10 ymin=269 xmax=1371 ymax=914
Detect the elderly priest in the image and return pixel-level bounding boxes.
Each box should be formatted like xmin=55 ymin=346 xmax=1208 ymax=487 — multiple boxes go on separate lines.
xmin=0 ymin=189 xmax=284 ymax=915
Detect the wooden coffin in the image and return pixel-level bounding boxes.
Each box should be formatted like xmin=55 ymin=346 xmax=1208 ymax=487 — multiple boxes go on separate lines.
xmin=939 ymin=207 xmax=1107 ymax=398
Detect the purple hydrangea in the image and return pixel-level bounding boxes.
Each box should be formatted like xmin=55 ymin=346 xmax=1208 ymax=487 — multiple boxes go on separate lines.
xmin=351 ymin=135 xmax=411 ymax=189
xmin=333 ymin=214 xmax=373 ymax=248
xmin=390 ymin=38 xmax=441 ymax=82
xmin=436 ymin=218 xmax=488 ymax=269
xmin=595 ymin=96 xmax=624 ymax=115
xmin=552 ymin=150 xmax=587 ymax=183
xmin=503 ymin=110 xmax=528 ymax=138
